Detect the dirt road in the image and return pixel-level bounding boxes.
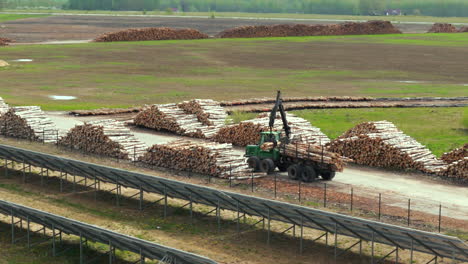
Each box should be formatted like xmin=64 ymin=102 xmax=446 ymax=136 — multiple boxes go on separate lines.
xmin=0 ymin=14 xmax=440 ymax=43
xmin=47 ymin=111 xmax=468 ymax=220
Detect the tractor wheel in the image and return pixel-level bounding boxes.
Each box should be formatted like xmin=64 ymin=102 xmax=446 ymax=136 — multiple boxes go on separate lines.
xmin=301 ymin=166 xmax=317 ymax=182
xmin=247 ymin=157 xmax=260 ymax=172
xmin=287 ymin=164 xmax=303 ymax=180
xmin=321 ymin=171 xmax=336 ymax=181
xmin=260 ymin=159 xmax=275 ymax=174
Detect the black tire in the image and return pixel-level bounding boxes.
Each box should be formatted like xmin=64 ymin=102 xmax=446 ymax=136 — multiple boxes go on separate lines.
xmin=287 ymin=164 xmax=303 ymax=180
xmin=277 ymin=162 xmax=289 ymax=172
xmin=260 ymin=159 xmax=275 ymax=174
xmin=321 ymin=171 xmax=336 ymax=181
xmin=247 ymin=156 xmax=260 ymax=172
xmin=301 ymin=166 xmax=317 ymax=182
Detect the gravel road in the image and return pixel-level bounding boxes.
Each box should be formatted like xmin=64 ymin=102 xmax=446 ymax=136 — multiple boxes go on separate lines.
xmin=46 ymin=111 xmax=468 ymax=220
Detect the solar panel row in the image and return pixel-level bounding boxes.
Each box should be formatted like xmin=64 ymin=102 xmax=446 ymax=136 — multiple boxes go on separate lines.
xmin=0 ymin=200 xmax=217 ymax=264
xmin=0 ymin=144 xmax=466 ymax=262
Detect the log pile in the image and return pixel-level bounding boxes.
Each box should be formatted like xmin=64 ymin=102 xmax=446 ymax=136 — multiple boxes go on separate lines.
xmin=94 ymin=27 xmax=209 ymax=42
xmin=139 ymin=140 xmax=255 ymax=178
xmin=0 ymin=37 xmax=13 ymax=46
xmin=217 ymin=21 xmax=401 ymax=38
xmin=220 ymin=96 xmax=375 ymax=106
xmin=0 ymin=106 xmax=59 ymax=143
xmin=69 ymin=106 xmax=143 ymax=116
xmin=427 ymin=23 xmax=458 ymax=33
xmin=440 ymin=158 xmax=467 ymax=181
xmin=282 ymin=142 xmax=345 ymax=172
xmin=441 ymin=144 xmax=467 ymax=164
xmin=0 ymin=97 xmax=9 ymax=115
xmin=328 ymin=121 xmax=447 ymax=174
xmin=213 ymin=113 xmax=330 ymax=146
xmin=134 ymin=104 xmax=219 ymax=138
xmin=459 ymin=26 xmax=468 ymax=33
xmin=178 ymin=99 xmax=227 ymax=127
xmin=59 ymin=119 xmax=147 ymax=161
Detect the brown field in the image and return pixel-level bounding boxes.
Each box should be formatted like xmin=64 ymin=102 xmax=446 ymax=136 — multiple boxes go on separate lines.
xmin=0 ymin=15 xmax=434 ymax=43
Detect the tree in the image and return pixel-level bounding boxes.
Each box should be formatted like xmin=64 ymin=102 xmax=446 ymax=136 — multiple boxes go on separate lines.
xmin=0 ymin=0 xmax=5 ymax=10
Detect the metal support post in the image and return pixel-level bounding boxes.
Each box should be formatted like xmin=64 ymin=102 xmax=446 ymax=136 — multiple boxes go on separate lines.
xmin=139 ymin=187 xmax=144 ymax=211
xmin=334 ymin=223 xmax=338 ymax=261
xmin=300 ymin=216 xmax=304 ymax=254
xmin=379 ymin=193 xmax=382 ymax=220
xmin=408 ymin=199 xmax=411 ymax=226
xmin=189 ymin=196 xmax=193 ymax=224
xmin=410 ymin=239 xmax=414 ymax=264
xmin=217 ymin=199 xmax=221 ymax=233
xmin=236 ymin=201 xmax=240 ymax=234
xmin=267 ymin=208 xmax=271 ymax=246
xmin=52 ymin=224 xmax=56 ymax=257
xmin=274 ymin=173 xmax=277 ymax=198
xmin=251 ymin=173 xmax=254 ymax=192
xmin=323 ymin=183 xmax=327 ymax=207
xmin=350 ymin=188 xmax=353 ymax=211
xmin=164 ymin=187 xmax=168 ymax=219
xmin=298 ymin=180 xmax=301 ymax=203
xmin=438 ymin=203 xmax=442 ymax=232
xmin=79 ymin=233 xmax=84 ymax=264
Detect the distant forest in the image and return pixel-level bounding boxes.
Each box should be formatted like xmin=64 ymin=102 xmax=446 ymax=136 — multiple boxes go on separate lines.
xmin=2 ymin=0 xmax=468 ymax=17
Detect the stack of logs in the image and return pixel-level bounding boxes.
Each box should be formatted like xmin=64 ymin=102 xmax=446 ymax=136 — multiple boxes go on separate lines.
xmin=220 ymin=96 xmax=375 ymax=106
xmin=328 ymin=121 xmax=447 ymax=174
xmin=94 ymin=27 xmax=209 ymax=42
xmin=441 ymin=158 xmax=467 ymax=181
xmin=213 ymin=113 xmax=330 ymax=146
xmin=139 ymin=140 xmax=254 ymax=178
xmin=0 ymin=97 xmax=9 ymax=115
xmin=59 ymin=119 xmax=147 ymax=161
xmin=459 ymin=27 xmax=468 ymax=33
xmin=0 ymin=37 xmax=13 ymax=46
xmin=282 ymin=142 xmax=345 ymax=172
xmin=0 ymin=106 xmax=59 ymax=143
xmin=178 ymin=99 xmax=227 ymax=127
xmin=439 ymin=144 xmax=468 ymax=180
xmin=441 ymin=144 xmax=467 ymax=164
xmin=134 ymin=103 xmax=223 ymax=139
xmin=217 ymin=21 xmax=401 ymax=38
xmin=427 ymin=23 xmax=458 ymax=33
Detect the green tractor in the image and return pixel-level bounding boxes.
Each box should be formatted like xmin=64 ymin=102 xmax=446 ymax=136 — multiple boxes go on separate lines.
xmin=245 ymin=91 xmax=337 ymax=182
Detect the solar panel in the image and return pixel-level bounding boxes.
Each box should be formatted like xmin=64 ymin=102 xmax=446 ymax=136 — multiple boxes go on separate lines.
xmin=0 ymin=200 xmax=217 ymax=264
xmin=0 ymin=144 xmax=467 ymax=261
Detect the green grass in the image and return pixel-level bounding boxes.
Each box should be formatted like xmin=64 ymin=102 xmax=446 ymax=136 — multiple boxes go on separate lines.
xmin=229 ymin=107 xmax=467 ymax=156
xmin=291 ymin=107 xmax=468 ymax=156
xmin=0 ymin=14 xmax=49 ymax=22
xmin=5 ymin=9 xmax=468 ymax=23
xmin=1 ymin=34 xmax=467 ymax=110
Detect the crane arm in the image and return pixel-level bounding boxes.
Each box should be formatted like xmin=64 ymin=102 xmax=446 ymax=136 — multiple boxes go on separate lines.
xmin=269 ymin=91 xmax=291 ymax=139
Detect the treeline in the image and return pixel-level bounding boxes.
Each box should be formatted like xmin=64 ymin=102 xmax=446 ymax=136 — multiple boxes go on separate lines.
xmin=2 ymin=0 xmax=468 ymax=17
xmin=66 ymin=0 xmax=468 ymax=17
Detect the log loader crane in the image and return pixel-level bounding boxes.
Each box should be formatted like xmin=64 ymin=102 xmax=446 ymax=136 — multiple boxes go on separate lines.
xmin=245 ymin=91 xmax=337 ymax=182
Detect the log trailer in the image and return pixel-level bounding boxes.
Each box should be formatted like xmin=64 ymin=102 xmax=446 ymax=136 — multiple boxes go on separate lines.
xmin=245 ymin=91 xmax=338 ymax=182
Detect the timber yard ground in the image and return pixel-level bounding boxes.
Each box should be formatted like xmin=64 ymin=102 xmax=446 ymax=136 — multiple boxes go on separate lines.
xmin=0 ymin=12 xmax=467 ymax=264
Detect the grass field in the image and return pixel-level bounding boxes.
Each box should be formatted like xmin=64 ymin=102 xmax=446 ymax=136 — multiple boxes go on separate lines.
xmin=5 ymin=9 xmax=468 ymax=24
xmin=0 ymin=14 xmax=49 ymax=22
xmin=230 ymin=107 xmax=467 ymax=156
xmin=1 ymin=33 xmax=468 ymax=110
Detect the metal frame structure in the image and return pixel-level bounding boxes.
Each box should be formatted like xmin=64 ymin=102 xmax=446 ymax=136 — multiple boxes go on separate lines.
xmin=0 ymin=200 xmax=217 ymax=264
xmin=0 ymin=144 xmax=467 ymax=263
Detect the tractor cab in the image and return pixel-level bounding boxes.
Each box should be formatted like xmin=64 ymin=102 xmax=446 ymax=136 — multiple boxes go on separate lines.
xmin=245 ymin=131 xmax=281 ymax=160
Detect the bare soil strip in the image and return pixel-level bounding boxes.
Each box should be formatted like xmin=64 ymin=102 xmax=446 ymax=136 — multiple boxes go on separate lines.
xmin=0 ymin=15 xmax=436 ymax=43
